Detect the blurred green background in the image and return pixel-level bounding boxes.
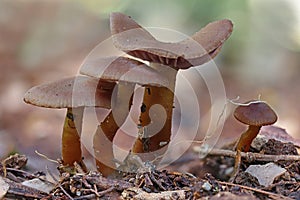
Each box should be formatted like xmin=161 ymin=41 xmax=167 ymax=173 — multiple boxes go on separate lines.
xmin=0 ymin=0 xmax=300 ymax=170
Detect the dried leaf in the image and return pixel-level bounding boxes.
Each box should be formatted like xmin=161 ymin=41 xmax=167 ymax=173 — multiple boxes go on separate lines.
xmin=22 ymin=178 xmax=54 ymax=194
xmin=0 ymin=176 xmax=9 ymax=199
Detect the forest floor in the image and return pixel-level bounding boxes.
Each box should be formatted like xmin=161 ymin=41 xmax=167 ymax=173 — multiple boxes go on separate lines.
xmin=1 ymin=125 xmax=299 ymax=200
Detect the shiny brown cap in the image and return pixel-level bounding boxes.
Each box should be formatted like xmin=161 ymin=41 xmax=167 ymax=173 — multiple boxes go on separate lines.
xmin=24 ymin=76 xmax=113 ymax=109
xmin=234 ymin=101 xmax=278 ymax=126
xmin=110 ymin=12 xmax=233 ymax=70
xmin=80 ymin=56 xmax=169 ymax=87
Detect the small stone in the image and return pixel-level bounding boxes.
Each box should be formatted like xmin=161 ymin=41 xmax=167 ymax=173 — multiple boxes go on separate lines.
xmin=202 ymin=181 xmax=212 ymax=191
xmin=76 ymin=190 xmax=81 ymax=196
xmin=245 ymin=162 xmax=286 ymax=187
xmin=225 ymin=167 xmax=234 ymax=176
xmin=251 ymin=135 xmax=269 ymax=151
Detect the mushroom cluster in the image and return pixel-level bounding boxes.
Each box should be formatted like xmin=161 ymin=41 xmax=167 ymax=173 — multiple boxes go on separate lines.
xmin=24 ymin=13 xmax=233 ymax=177
xmin=110 ymin=13 xmax=233 ymax=156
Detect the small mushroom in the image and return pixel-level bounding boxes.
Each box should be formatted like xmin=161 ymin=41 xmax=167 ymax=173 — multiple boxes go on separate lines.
xmin=110 ymin=12 xmax=233 ymax=155
xmin=231 ymin=100 xmax=277 ymax=180
xmin=24 ymin=76 xmax=114 ymax=169
xmin=80 ymin=56 xmax=169 ymax=176
xmin=234 ymin=101 xmax=278 ymax=152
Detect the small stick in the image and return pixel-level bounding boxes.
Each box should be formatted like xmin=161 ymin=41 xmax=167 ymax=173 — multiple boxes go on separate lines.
xmin=217 ymin=180 xmax=293 ymax=200
xmin=35 ymin=150 xmax=59 ymax=164
xmin=74 ymin=194 xmax=96 ymax=200
xmin=6 ymin=168 xmax=38 ymax=178
xmin=78 ymin=186 xmax=115 ymax=199
xmin=122 ymin=188 xmax=186 ymax=200
xmin=6 ymin=167 xmax=55 ymax=186
xmin=46 ymin=166 xmax=74 ymax=200
xmin=45 ymin=165 xmax=58 ymax=182
xmin=194 ymin=147 xmax=300 ymax=162
xmin=149 ymin=173 xmax=166 ymax=191
xmin=229 ymin=150 xmax=241 ymax=182
xmin=58 ymin=184 xmax=74 ymax=200
xmin=97 ymin=187 xmax=115 ymax=197
xmin=3 ymin=176 xmax=47 ymax=199
xmin=73 ymin=186 xmax=115 ymax=200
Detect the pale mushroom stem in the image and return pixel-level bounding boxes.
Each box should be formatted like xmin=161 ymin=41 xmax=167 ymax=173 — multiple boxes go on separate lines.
xmin=62 ymin=107 xmax=86 ymax=169
xmin=133 ymin=63 xmax=177 ymax=156
xmin=236 ymin=125 xmax=261 ymax=152
xmin=93 ymin=82 xmax=134 ymax=176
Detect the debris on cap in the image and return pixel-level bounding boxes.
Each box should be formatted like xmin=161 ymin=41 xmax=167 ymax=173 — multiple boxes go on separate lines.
xmin=80 ymin=56 xmax=169 ymax=87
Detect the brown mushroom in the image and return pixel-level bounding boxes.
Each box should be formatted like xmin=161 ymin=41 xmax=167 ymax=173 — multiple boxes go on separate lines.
xmin=80 ymin=56 xmax=169 ymax=176
xmin=110 ymin=12 xmax=233 ymax=156
xmin=231 ymin=100 xmax=277 ymax=180
xmin=234 ymin=101 xmax=278 ymax=152
xmin=110 ymin=12 xmax=233 ymax=70
xmin=24 ymin=76 xmax=114 ymax=170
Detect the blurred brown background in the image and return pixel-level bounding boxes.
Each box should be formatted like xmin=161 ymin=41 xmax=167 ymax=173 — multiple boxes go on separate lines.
xmin=1 ymin=0 xmax=300 ymax=171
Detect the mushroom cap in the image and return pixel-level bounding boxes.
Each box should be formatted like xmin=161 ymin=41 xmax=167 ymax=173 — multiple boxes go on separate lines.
xmin=234 ymin=101 xmax=278 ymax=126
xmin=80 ymin=56 xmax=169 ymax=87
xmin=110 ymin=12 xmax=233 ymax=70
xmin=24 ymin=76 xmax=113 ymax=109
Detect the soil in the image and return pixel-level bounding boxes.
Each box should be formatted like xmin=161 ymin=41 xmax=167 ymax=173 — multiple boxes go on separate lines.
xmin=1 ymin=135 xmax=299 ymax=200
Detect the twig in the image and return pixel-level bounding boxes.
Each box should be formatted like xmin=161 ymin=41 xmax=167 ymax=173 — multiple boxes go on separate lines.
xmin=77 ymin=186 xmax=115 ymax=200
xmin=2 ymin=176 xmax=47 ymax=199
xmin=73 ymin=193 xmax=96 ymax=200
xmin=122 ymin=188 xmax=186 ymax=200
xmin=46 ymin=166 xmax=74 ymax=200
xmin=35 ymin=150 xmax=59 ymax=164
xmin=6 ymin=167 xmax=55 ymax=186
xmin=58 ymin=184 xmax=74 ymax=200
xmin=97 ymin=187 xmax=115 ymax=197
xmin=6 ymin=167 xmax=38 ymax=178
xmin=194 ymin=147 xmax=300 ymax=162
xmin=217 ymin=180 xmax=293 ymax=200
xmin=46 ymin=165 xmax=58 ymax=182
xmin=149 ymin=173 xmax=166 ymax=191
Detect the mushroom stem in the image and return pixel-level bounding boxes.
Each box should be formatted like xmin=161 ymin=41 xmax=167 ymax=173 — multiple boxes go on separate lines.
xmin=94 ymin=112 xmax=117 ymax=176
xmin=62 ymin=107 xmax=85 ymax=169
xmin=232 ymin=126 xmax=261 ymax=181
xmin=93 ymin=82 xmax=134 ymax=176
xmin=132 ymin=63 xmax=177 ymax=155
xmin=236 ymin=125 xmax=261 ymax=152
